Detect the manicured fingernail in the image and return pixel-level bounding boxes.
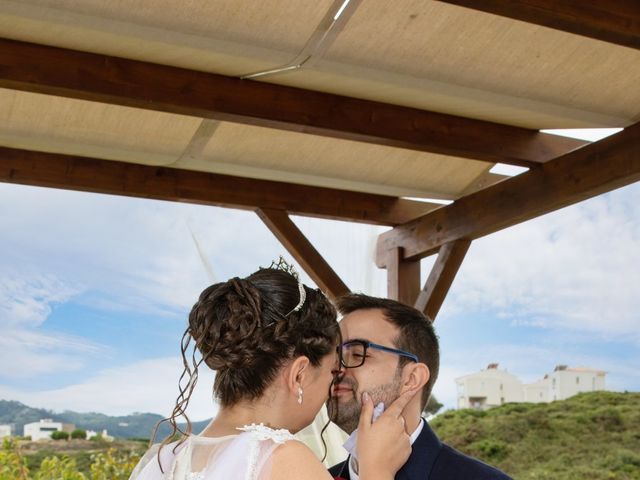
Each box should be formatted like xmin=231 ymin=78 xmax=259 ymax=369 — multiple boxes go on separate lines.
xmin=362 ymin=392 xmax=370 ymax=402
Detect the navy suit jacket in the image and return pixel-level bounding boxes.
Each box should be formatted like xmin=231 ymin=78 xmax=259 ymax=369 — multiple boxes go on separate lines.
xmin=329 ymin=420 xmax=512 ymax=480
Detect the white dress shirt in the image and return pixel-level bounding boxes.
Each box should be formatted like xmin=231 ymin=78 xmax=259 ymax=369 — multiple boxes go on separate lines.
xmin=345 ymin=418 xmax=425 ymax=480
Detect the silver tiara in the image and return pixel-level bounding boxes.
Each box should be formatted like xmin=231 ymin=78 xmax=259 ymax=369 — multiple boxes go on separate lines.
xmin=268 ymin=256 xmax=306 ymax=316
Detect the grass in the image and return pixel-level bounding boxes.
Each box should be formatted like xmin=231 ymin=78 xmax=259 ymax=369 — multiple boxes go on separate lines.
xmin=430 ymin=391 xmax=640 ymax=479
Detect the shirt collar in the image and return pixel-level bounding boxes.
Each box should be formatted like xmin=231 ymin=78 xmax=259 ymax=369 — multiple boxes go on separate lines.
xmin=346 ymin=418 xmax=425 ymax=480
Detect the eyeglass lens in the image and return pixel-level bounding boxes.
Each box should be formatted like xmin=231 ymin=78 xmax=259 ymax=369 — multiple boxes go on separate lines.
xmin=341 ymin=342 xmax=366 ymax=368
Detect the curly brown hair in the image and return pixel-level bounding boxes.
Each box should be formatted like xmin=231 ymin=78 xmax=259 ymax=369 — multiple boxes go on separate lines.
xmin=154 ymin=268 xmax=339 ymax=467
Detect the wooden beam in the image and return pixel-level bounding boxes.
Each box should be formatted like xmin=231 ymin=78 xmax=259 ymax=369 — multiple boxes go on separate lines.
xmin=377 ymin=122 xmax=640 ymax=263
xmin=437 ymin=0 xmax=640 ymax=50
xmin=256 ymin=208 xmax=350 ymax=299
xmin=0 ymin=37 xmax=587 ymax=167
xmin=414 ymin=240 xmax=471 ymax=321
xmin=386 ymin=247 xmax=421 ymax=306
xmin=0 ymin=146 xmax=434 ymax=226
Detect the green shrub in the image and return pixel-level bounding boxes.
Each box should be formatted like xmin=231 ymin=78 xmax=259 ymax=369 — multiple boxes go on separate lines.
xmin=0 ymin=438 xmax=30 ymax=480
xmin=470 ymin=439 xmax=511 ymax=462
xmin=50 ymin=431 xmax=69 ymax=441
xmin=89 ymin=449 xmax=141 ymax=480
xmin=71 ymin=430 xmax=87 ymax=440
xmin=33 ymin=456 xmax=86 ymax=480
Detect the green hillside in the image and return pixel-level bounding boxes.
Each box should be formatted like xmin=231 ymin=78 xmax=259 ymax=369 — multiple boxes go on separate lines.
xmin=430 ymin=391 xmax=640 ymax=480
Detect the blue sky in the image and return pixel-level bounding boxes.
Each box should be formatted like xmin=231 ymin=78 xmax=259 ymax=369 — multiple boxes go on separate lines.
xmin=0 ymin=173 xmax=638 ymax=420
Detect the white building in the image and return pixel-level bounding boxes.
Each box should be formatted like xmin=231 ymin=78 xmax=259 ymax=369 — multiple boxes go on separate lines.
xmin=543 ymin=365 xmax=606 ymax=402
xmin=0 ymin=424 xmax=12 ymax=438
xmin=86 ymin=429 xmax=114 ymax=442
xmin=456 ymin=363 xmax=524 ymax=409
xmin=24 ymin=419 xmax=74 ymax=441
xmin=456 ymin=364 xmax=606 ymax=409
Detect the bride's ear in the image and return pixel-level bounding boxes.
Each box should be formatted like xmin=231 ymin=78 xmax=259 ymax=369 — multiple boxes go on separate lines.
xmin=285 ymin=356 xmax=310 ymax=393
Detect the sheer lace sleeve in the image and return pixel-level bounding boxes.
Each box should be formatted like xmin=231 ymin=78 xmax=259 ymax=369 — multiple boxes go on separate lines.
xmin=128 ymin=441 xmax=184 ymax=480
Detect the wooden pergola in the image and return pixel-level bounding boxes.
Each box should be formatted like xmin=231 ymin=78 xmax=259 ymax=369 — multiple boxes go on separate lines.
xmin=1 ymin=0 xmax=639 ymax=320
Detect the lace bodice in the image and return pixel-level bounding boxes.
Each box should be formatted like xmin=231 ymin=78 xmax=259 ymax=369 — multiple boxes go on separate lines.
xmin=129 ymin=424 xmax=296 ymax=480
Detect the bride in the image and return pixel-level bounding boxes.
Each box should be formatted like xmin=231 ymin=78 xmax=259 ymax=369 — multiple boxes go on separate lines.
xmin=130 ymin=264 xmax=416 ymax=480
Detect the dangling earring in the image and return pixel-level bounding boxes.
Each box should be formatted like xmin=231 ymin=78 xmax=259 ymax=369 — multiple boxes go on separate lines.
xmin=297 ymin=387 xmax=304 ymax=405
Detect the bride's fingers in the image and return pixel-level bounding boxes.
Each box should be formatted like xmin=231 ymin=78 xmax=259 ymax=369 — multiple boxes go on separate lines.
xmin=357 ymin=391 xmax=374 ymax=432
xmin=382 ymin=388 xmax=418 ymax=419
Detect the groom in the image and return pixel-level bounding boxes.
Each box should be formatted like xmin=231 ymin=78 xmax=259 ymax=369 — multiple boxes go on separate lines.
xmin=328 ymin=294 xmax=511 ymax=480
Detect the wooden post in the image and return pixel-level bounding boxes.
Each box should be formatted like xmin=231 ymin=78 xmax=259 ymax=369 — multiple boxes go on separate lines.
xmin=386 ymin=247 xmax=421 ymax=306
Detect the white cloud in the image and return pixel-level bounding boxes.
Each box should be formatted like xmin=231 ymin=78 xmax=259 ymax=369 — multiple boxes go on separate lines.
xmin=0 ymin=357 xmax=219 ymax=420
xmin=0 ymin=272 xmax=81 ymax=328
xmin=0 ymin=269 xmax=99 ymax=378
xmin=444 ymin=184 xmax=640 ymax=340
xmin=0 ymin=327 xmax=105 ymax=379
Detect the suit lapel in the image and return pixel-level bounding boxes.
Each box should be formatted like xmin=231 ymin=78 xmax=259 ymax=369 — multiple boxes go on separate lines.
xmin=334 ymin=458 xmax=351 ymax=479
xmin=394 ymin=419 xmax=442 ymax=480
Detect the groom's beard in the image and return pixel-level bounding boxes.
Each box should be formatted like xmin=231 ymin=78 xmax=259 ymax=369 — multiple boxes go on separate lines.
xmin=328 ymin=371 xmax=403 ymax=434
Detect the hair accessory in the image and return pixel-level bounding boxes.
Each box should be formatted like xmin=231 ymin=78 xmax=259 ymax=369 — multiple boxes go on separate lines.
xmin=268 ymin=256 xmax=306 ymax=316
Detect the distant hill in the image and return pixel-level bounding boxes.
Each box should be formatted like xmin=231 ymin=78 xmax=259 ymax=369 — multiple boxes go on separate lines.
xmin=430 ymin=391 xmax=640 ymax=480
xmin=0 ymin=400 xmax=210 ymax=440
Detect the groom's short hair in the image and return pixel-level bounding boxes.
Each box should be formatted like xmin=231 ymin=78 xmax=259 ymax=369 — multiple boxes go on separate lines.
xmin=336 ymin=294 xmax=440 ymax=409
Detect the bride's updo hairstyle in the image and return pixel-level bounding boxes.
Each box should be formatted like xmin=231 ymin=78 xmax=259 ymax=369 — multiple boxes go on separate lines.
xmin=156 ymin=264 xmax=338 ymax=458
xmin=192 ymin=268 xmax=338 ymax=406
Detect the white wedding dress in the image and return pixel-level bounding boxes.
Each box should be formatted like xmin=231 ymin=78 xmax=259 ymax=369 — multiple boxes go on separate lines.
xmin=129 ymin=424 xmax=296 ymax=480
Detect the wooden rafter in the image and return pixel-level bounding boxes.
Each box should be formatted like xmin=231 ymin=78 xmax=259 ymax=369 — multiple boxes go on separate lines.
xmin=0 ymin=146 xmax=435 ymax=226
xmin=256 ymin=208 xmax=349 ymax=299
xmin=414 ymin=239 xmax=471 ymax=321
xmin=437 ymin=0 xmax=640 ymax=50
xmin=377 ymin=122 xmax=640 ymax=263
xmin=0 ymin=37 xmax=587 ymax=167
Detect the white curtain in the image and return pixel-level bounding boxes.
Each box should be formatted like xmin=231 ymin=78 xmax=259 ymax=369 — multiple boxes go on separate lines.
xmin=295 ymin=405 xmax=348 ymax=467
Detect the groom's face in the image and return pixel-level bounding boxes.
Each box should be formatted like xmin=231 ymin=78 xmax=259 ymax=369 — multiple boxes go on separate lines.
xmin=329 ymin=308 xmax=404 ymax=434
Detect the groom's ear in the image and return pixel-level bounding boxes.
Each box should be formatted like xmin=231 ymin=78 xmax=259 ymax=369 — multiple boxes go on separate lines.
xmin=401 ymin=362 xmax=429 ymax=394
xmin=284 ymin=356 xmax=311 ymax=392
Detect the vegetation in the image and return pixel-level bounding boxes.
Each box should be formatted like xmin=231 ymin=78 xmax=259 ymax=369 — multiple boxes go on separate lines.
xmin=0 ymin=438 xmax=144 ymax=479
xmin=431 ymin=391 xmax=640 ymax=479
xmin=50 ymin=432 xmax=69 ymax=441
xmin=2 ymin=391 xmax=637 ymax=478
xmin=424 ymin=395 xmax=443 ymax=416
xmin=70 ymin=430 xmax=86 ymax=440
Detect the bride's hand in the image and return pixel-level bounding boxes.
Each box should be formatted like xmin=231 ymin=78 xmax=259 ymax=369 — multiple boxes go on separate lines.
xmin=356 ymin=389 xmax=418 ymax=479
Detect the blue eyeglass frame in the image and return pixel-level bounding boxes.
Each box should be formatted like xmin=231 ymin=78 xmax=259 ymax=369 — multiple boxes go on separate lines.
xmin=339 ymin=339 xmax=418 ymax=368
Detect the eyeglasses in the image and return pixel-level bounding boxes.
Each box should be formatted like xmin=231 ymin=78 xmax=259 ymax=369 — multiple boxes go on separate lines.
xmin=338 ymin=339 xmax=418 ymax=368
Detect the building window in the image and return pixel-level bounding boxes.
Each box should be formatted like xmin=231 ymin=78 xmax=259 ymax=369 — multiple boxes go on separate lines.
xmin=576 ymin=377 xmax=580 ymax=385
xmin=552 ymin=378 xmax=556 ymax=389
xmin=500 ymin=383 xmax=503 ymax=391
